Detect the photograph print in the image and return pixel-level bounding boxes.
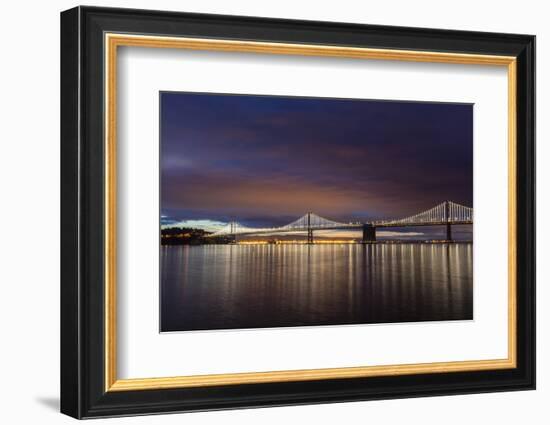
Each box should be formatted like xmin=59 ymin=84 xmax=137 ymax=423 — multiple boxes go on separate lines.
xmin=160 ymin=92 xmax=473 ymax=332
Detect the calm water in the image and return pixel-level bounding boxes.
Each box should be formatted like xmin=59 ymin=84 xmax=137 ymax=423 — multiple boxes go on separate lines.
xmin=161 ymin=243 xmax=473 ymax=332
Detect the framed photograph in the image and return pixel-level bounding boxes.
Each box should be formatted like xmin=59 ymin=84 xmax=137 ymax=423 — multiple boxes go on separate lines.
xmin=60 ymin=6 xmax=535 ymax=419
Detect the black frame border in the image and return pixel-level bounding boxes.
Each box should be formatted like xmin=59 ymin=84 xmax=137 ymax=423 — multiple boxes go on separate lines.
xmin=61 ymin=6 xmax=535 ymax=419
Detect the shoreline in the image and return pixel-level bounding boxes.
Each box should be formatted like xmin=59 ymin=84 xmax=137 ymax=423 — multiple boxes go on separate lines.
xmin=162 ymin=240 xmax=473 ymax=246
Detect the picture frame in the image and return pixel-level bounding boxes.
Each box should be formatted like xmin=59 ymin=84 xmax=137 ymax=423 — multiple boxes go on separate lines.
xmin=60 ymin=5 xmax=535 ymax=419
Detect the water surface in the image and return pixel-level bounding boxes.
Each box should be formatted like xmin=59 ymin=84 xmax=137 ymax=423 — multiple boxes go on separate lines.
xmin=161 ymin=243 xmax=473 ymax=332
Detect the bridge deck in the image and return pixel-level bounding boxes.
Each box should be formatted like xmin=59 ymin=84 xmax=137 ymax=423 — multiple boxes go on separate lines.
xmin=375 ymin=220 xmax=472 ymax=228
xmin=208 ymin=221 xmax=472 ymax=237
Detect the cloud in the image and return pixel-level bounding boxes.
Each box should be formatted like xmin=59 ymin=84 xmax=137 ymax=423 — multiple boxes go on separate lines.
xmin=161 ymin=170 xmax=400 ymax=224
xmin=161 ymin=219 xmax=227 ymax=231
xmin=160 ymin=93 xmax=473 ymax=224
xmin=378 ymin=231 xmax=424 ymax=237
xmin=162 ymin=156 xmax=194 ymax=170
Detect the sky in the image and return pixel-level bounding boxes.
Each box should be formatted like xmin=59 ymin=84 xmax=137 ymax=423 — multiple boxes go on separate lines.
xmin=160 ymin=92 xmax=473 ymax=238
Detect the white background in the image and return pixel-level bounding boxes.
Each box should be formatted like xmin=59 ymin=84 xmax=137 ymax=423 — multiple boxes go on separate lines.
xmin=0 ymin=0 xmax=546 ymax=424
xmin=118 ymin=48 xmax=508 ymax=378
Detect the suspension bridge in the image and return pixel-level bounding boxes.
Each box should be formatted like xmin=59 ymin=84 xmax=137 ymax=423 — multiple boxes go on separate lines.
xmin=206 ymin=200 xmax=472 ymax=243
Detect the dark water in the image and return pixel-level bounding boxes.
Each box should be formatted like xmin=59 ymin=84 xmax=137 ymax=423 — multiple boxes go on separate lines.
xmin=161 ymin=243 xmax=473 ymax=332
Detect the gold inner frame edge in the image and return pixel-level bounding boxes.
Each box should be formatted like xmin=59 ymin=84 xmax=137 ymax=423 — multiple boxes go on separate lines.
xmin=104 ymin=33 xmax=518 ymax=392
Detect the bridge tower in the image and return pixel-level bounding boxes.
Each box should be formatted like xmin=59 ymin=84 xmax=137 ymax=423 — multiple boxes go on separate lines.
xmin=362 ymin=223 xmax=376 ymax=243
xmin=444 ymin=201 xmax=452 ymax=242
xmin=307 ymin=212 xmax=314 ymax=244
xmin=230 ymin=221 xmax=237 ymax=243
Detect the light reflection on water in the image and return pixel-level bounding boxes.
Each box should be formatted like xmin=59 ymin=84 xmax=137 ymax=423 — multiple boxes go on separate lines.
xmin=161 ymin=243 xmax=473 ymax=332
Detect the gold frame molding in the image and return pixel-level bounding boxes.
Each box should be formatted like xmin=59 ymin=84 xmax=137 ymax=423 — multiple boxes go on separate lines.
xmin=104 ymin=33 xmax=517 ymax=392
